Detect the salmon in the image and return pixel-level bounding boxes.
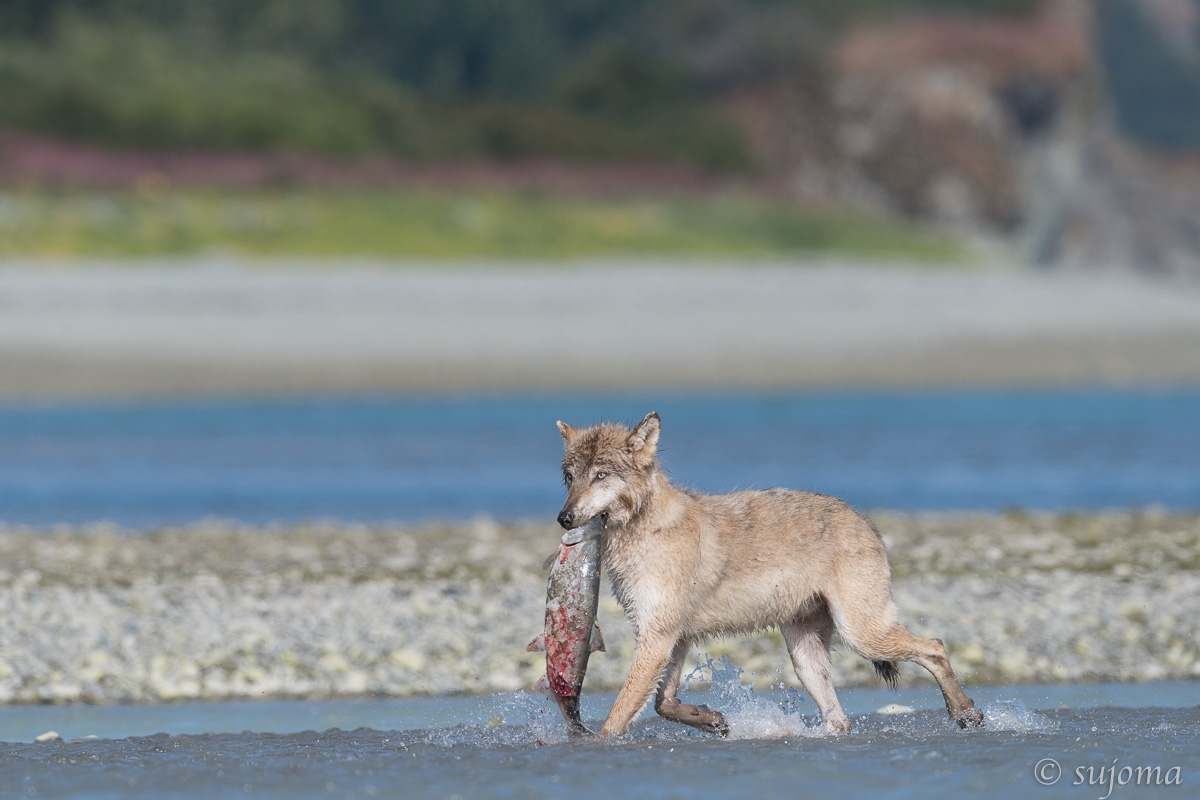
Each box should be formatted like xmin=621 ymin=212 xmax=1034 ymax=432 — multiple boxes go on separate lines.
xmin=527 ymin=517 xmax=605 ymax=736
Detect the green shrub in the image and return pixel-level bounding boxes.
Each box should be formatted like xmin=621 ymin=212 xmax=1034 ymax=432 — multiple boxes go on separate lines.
xmin=0 ymin=0 xmax=1045 ymax=165
xmin=0 ymin=16 xmax=390 ymax=154
xmin=0 ymin=13 xmax=751 ymax=168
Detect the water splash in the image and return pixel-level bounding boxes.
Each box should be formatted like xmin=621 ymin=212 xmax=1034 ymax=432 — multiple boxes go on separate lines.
xmin=401 ymin=691 xmax=575 ymax=748
xmin=978 ymin=699 xmax=1056 ymax=733
xmin=485 ymin=690 xmax=572 ymax=745
xmin=682 ymin=655 xmax=821 ymax=740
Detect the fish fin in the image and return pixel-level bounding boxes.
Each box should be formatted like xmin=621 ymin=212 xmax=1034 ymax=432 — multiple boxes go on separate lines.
xmin=541 ymin=550 xmax=559 ymax=571
xmin=526 ymin=633 xmax=546 ymax=653
xmin=534 ymin=675 xmax=549 ymax=692
xmin=589 ymin=624 xmax=605 ymax=653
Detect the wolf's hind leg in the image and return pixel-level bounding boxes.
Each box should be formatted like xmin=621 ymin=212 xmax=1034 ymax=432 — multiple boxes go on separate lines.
xmin=829 ymin=595 xmax=983 ymax=728
xmin=780 ymin=607 xmax=851 ymax=735
xmin=654 ymin=638 xmax=729 ymax=736
xmin=895 ymin=633 xmax=983 ymax=728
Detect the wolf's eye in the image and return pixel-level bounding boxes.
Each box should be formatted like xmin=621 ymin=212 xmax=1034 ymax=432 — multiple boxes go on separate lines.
xmin=564 ymin=473 xmax=574 ymax=485
xmin=594 ymin=471 xmax=609 ymax=481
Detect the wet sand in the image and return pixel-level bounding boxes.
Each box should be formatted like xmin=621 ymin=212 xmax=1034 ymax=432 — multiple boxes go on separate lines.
xmin=1 ymin=258 xmax=1200 ymax=398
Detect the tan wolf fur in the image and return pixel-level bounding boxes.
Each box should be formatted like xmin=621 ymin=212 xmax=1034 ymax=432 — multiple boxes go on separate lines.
xmin=555 ymin=411 xmax=984 ymax=737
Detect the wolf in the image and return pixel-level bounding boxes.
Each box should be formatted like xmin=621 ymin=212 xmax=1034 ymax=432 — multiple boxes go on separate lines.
xmin=555 ymin=411 xmax=984 ymax=737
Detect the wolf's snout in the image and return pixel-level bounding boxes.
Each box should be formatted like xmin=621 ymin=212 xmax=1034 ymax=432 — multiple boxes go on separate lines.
xmin=557 ymin=509 xmax=576 ymax=529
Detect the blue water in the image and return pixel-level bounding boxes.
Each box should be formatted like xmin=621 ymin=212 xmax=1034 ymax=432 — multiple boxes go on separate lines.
xmin=0 ymin=386 xmax=1197 ymax=525
xmin=2 ymin=681 xmax=1196 ymax=744
xmin=1 ymin=682 xmax=1197 ymax=799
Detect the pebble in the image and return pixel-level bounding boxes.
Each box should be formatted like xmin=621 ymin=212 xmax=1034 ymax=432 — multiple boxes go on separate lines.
xmin=0 ymin=513 xmax=1195 ymax=704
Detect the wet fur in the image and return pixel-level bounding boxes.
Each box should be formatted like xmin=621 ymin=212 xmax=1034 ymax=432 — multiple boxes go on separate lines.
xmin=556 ymin=412 xmax=983 ymax=737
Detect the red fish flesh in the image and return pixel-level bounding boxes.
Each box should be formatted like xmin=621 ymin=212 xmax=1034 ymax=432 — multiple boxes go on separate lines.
xmin=527 ymin=518 xmax=605 ymax=735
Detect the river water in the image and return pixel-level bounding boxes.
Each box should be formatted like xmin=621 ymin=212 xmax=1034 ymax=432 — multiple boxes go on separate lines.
xmin=1 ymin=386 xmax=1197 ymax=525
xmin=3 ymin=387 xmax=1197 ymax=797
xmin=2 ymin=677 xmax=1196 ymax=799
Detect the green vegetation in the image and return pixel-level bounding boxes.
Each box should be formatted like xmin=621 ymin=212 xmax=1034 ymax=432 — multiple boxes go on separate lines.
xmin=0 ymin=0 xmax=1041 ymax=166
xmin=0 ymin=14 xmax=749 ymax=168
xmin=0 ymin=189 xmax=961 ymax=261
xmin=0 ymin=18 xmax=381 ymax=155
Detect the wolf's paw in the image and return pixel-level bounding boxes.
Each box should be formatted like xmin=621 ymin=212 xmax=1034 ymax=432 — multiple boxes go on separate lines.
xmin=658 ymin=698 xmax=730 ymax=737
xmin=825 ymin=715 xmax=852 ymax=735
xmin=953 ymin=703 xmax=985 ymax=729
xmin=691 ymin=704 xmax=731 ymax=738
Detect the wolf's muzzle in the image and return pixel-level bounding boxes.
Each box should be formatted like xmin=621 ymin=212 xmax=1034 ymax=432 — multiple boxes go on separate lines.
xmin=557 ymin=509 xmax=576 ymax=529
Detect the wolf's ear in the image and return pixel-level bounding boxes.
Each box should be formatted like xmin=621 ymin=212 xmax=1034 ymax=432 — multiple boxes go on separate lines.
xmin=627 ymin=411 xmax=660 ymax=457
xmin=557 ymin=420 xmax=580 ymax=442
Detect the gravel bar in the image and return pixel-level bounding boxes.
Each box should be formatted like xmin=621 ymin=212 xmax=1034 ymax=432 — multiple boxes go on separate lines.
xmin=1 ymin=512 xmax=1197 ymax=704
xmin=3 ymin=261 xmax=1200 ymax=398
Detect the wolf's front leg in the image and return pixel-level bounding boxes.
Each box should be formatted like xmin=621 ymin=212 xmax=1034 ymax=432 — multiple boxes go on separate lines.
xmin=600 ymin=634 xmax=675 ymax=737
xmin=655 ymin=638 xmax=729 ymax=736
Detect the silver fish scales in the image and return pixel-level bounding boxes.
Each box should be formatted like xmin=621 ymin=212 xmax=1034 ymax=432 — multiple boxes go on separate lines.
xmin=527 ymin=517 xmax=605 ymax=735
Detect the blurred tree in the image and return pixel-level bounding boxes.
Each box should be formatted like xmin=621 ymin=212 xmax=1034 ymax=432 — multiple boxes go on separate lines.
xmin=1095 ymin=0 xmax=1200 ymax=151
xmin=341 ymin=0 xmax=647 ymax=98
xmin=0 ymin=10 xmax=383 ymax=153
xmin=0 ymin=0 xmax=1044 ymax=95
xmin=0 ymin=0 xmax=1050 ymax=161
xmin=557 ymin=44 xmax=697 ymax=117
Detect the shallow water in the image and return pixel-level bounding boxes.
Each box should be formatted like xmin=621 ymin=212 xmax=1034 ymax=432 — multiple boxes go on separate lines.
xmin=1 ymin=387 xmax=1198 ymax=525
xmin=3 ymin=681 xmax=1197 ymax=799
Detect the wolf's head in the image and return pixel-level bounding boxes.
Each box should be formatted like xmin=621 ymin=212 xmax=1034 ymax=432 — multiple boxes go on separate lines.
xmin=555 ymin=411 xmax=661 ymax=530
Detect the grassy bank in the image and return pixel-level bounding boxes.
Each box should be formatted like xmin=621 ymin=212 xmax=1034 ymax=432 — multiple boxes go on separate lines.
xmin=0 ymin=188 xmax=960 ymax=260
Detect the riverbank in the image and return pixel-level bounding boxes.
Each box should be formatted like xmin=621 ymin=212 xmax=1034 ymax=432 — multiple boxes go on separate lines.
xmin=1 ymin=512 xmax=1196 ymax=704
xmin=2 ymin=259 xmax=1200 ymax=399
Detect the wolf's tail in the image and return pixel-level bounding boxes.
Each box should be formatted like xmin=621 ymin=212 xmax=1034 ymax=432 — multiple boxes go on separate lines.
xmin=873 ymin=659 xmax=899 ymax=689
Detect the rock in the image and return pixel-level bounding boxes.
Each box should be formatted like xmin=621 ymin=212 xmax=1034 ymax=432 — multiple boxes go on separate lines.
xmin=34 ymin=731 xmax=62 ymax=742
xmin=388 ymin=648 xmax=426 ymax=672
xmin=0 ymin=515 xmax=1197 ymax=702
xmin=956 ymin=642 xmax=987 ymax=665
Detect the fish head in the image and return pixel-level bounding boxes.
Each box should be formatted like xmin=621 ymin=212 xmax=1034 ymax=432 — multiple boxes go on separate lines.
xmin=560 ymin=521 xmax=602 ymax=546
